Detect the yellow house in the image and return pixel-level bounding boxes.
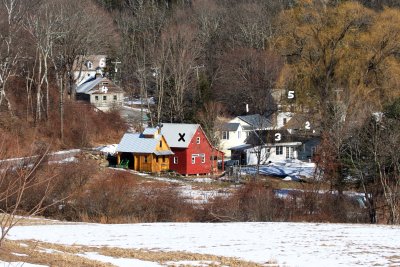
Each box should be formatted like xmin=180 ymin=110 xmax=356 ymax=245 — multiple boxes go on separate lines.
xmin=116 ymin=128 xmax=174 ymax=173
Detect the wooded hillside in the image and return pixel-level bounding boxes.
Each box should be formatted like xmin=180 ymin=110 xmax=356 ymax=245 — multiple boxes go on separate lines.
xmin=0 ymin=0 xmax=399 ymax=223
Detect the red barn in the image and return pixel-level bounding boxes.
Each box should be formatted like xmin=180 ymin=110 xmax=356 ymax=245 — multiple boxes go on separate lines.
xmin=160 ymin=123 xmax=224 ymax=175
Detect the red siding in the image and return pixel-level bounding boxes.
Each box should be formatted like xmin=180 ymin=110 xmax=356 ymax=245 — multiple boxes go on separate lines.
xmin=169 ymin=127 xmax=222 ymax=175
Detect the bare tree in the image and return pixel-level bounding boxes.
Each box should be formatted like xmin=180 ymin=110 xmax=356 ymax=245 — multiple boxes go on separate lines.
xmin=0 ymin=142 xmax=59 ymax=246
xmin=0 ymin=0 xmax=27 ymax=114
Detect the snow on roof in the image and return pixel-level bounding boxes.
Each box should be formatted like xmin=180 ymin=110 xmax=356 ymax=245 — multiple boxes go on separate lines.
xmin=160 ymin=123 xmax=199 ymax=148
xmin=76 ymin=77 xmax=124 ymax=95
xmin=116 ymin=133 xmax=161 ymax=153
xmin=142 ymin=128 xmax=158 ymax=136
xmin=76 ymin=77 xmax=103 ymax=94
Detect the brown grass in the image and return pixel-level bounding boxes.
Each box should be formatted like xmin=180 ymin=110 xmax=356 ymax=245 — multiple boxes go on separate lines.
xmin=1 ymin=239 xmax=266 ymax=267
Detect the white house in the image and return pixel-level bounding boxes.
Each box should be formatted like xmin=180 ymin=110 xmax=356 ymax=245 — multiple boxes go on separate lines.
xmin=76 ymin=77 xmax=124 ymax=112
xmin=73 ymin=55 xmax=107 ymax=86
xmin=229 ymin=130 xmax=302 ymax=165
xmin=219 ymin=123 xmax=247 ymax=158
xmin=219 ymin=114 xmax=274 ymax=158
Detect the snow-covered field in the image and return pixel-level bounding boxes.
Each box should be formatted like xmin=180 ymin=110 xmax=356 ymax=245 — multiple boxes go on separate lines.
xmin=7 ymin=221 xmax=400 ymax=267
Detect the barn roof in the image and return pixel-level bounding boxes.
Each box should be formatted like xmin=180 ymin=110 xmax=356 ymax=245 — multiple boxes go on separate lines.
xmin=160 ymin=123 xmax=200 ymax=148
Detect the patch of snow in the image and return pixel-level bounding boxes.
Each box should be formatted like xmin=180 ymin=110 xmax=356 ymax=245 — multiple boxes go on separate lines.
xmin=39 ymin=248 xmax=63 ymax=254
xmin=191 ymin=178 xmax=214 ymax=183
xmin=95 ymin=144 xmax=118 ymax=155
xmin=241 ymin=161 xmax=317 ymax=179
xmin=8 ymin=222 xmax=400 ymax=267
xmin=11 ymin=253 xmax=28 ymax=257
xmin=165 ymin=260 xmax=220 ymax=266
xmin=51 ymin=149 xmax=81 ymax=155
xmin=77 ymin=252 xmax=162 ymax=267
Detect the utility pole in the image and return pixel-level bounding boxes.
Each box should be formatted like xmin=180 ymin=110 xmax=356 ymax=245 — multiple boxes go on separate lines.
xmin=191 ymin=65 xmax=205 ymax=101
xmin=151 ymin=67 xmax=161 ymax=124
xmin=138 ymin=68 xmax=145 ymax=130
xmin=111 ymin=59 xmax=121 ymax=84
xmin=190 ymin=64 xmax=204 ymax=81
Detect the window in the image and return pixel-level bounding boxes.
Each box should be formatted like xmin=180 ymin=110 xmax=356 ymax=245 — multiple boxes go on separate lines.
xmin=286 ymin=147 xmax=291 ymax=159
xmin=173 ymin=157 xmax=178 ymax=164
xmin=156 ymin=156 xmax=159 ymax=162
xmin=144 ymin=156 xmax=148 ymax=163
xmin=159 ymin=140 xmax=162 ymax=148
xmin=196 ymin=137 xmax=200 ymax=144
xmin=238 ymin=131 xmax=241 ymax=139
xmin=222 ymin=131 xmax=229 ymax=140
xmin=191 ymin=154 xmax=199 ymax=164
xmin=103 ymin=95 xmax=107 ymax=101
xmin=162 ymin=156 xmax=166 ymax=162
xmin=113 ymin=95 xmax=117 ymax=101
xmin=276 ymin=146 xmax=283 ymax=155
xmin=201 ymin=154 xmax=205 ymax=163
xmin=95 ymin=96 xmax=99 ymax=101
xmin=283 ymin=118 xmax=287 ymax=125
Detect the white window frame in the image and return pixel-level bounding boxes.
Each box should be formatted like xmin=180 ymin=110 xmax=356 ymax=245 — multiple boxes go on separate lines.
xmin=276 ymin=146 xmax=283 ymax=155
xmin=196 ymin=137 xmax=201 ymax=144
xmin=173 ymin=157 xmax=178 ymax=164
xmin=103 ymin=95 xmax=107 ymax=101
xmin=201 ymin=153 xmax=205 ymax=163
xmin=238 ymin=131 xmax=241 ymax=139
xmin=192 ymin=154 xmax=199 ymax=164
xmin=222 ymin=131 xmax=229 ymax=140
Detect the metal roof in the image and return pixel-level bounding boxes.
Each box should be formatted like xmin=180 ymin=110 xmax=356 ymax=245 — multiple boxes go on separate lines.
xmin=160 ymin=123 xmax=199 ymax=148
xmin=76 ymin=77 xmax=103 ymax=94
xmin=237 ymin=114 xmax=273 ymax=129
xmin=116 ymin=133 xmax=165 ymax=154
xmin=142 ymin=128 xmax=158 ymax=135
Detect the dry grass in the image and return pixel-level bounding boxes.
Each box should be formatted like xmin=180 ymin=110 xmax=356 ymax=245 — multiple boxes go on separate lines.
xmin=1 ymin=239 xmax=266 ymax=267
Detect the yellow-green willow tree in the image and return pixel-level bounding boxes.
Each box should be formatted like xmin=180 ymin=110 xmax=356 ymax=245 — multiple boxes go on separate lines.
xmin=274 ymin=1 xmax=400 ymax=194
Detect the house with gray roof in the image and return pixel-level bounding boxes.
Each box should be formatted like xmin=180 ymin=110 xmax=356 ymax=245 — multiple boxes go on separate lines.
xmin=218 ymin=114 xmax=274 ymax=158
xmin=76 ymin=77 xmax=124 ymax=112
xmin=116 ymin=128 xmax=174 ymax=172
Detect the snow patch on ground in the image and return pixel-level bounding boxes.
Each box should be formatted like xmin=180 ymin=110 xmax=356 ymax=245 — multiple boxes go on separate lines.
xmin=7 ymin=222 xmax=400 ymax=267
xmin=165 ymin=260 xmax=222 ymax=266
xmin=95 ymin=144 xmax=118 ymax=155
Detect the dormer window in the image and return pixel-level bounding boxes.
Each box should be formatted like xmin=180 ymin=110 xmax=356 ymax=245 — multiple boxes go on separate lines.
xmin=86 ymin=61 xmax=93 ymax=69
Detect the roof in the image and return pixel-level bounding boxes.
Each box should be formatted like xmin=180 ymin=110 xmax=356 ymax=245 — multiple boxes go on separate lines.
xmin=143 ymin=128 xmax=158 ymax=135
xmin=229 ymin=144 xmax=252 ymax=151
xmin=160 ymin=123 xmax=199 ymax=148
xmin=237 ymin=114 xmax=273 ymax=129
xmin=282 ymin=113 xmax=321 ymax=133
xmin=76 ymin=77 xmax=103 ymax=94
xmin=76 ymin=77 xmax=124 ymax=95
xmin=246 ymin=129 xmax=299 ymax=146
xmin=221 ymin=123 xmax=241 ymax=132
xmin=116 ymin=133 xmax=173 ymax=155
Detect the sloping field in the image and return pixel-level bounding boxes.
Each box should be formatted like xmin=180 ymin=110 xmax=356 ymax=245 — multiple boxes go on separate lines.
xmin=4 ymin=220 xmax=400 ymax=266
